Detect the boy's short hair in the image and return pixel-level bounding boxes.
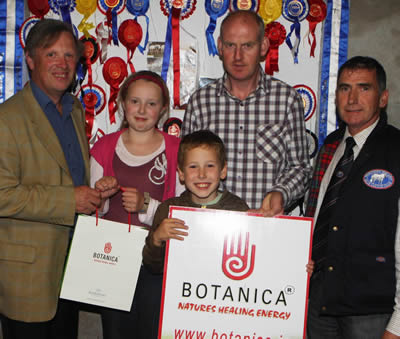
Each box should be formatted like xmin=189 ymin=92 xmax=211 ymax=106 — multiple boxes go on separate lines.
xmin=178 ymin=130 xmax=227 ymax=169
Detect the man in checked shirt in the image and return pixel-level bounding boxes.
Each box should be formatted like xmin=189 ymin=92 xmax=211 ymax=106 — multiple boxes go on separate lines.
xmin=182 ymin=10 xmax=311 ymax=216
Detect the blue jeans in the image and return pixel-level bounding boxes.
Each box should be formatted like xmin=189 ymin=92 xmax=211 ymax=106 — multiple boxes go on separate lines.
xmin=307 ymin=272 xmax=391 ymax=339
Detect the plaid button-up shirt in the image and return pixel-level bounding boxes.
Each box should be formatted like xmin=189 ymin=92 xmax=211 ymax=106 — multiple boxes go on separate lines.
xmin=182 ymin=68 xmax=312 ymax=209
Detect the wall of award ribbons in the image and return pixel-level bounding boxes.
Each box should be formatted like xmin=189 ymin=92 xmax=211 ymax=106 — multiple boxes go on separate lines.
xmin=1 ymin=0 xmax=349 ymax=156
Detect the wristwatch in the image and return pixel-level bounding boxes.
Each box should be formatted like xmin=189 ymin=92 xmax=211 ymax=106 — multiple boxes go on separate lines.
xmin=140 ymin=192 xmax=150 ymax=214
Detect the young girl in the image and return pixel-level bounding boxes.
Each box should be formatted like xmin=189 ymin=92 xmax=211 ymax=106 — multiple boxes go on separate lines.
xmin=90 ymin=70 xmax=182 ymax=338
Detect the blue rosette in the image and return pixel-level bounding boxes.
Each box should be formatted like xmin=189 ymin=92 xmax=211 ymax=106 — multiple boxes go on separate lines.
xmin=205 ymin=0 xmax=229 ymax=56
xmin=282 ymin=0 xmax=309 ymax=63
xmin=126 ymin=0 xmax=149 ymax=54
xmin=49 ymin=0 xmax=76 ymax=24
xmin=79 ymin=84 xmax=106 ymax=114
xmin=294 ymin=84 xmax=316 ymax=121
xmin=19 ymin=16 xmax=40 ymax=49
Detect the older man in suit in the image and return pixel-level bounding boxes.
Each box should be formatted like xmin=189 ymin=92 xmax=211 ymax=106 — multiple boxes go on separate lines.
xmin=0 ymin=19 xmax=101 ymax=339
xmin=306 ymin=56 xmax=400 ymax=338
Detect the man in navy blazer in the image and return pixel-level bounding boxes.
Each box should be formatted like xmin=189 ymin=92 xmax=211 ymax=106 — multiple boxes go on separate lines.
xmin=306 ymin=56 xmax=400 ymax=338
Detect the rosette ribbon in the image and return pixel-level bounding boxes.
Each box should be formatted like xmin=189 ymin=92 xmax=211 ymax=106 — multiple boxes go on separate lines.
xmin=103 ymin=57 xmax=128 ymax=124
xmin=19 ymin=17 xmax=41 ymax=49
xmin=79 ymin=35 xmax=99 ymax=88
xmin=229 ymin=0 xmax=259 ymax=11
xmin=118 ymin=19 xmax=143 ymax=74
xmin=264 ymin=22 xmax=286 ymax=75
xmin=79 ymin=84 xmax=106 ymax=141
xmin=306 ymin=0 xmax=327 ymax=57
xmin=98 ymin=0 xmax=126 ymax=46
xmin=283 ymin=0 xmax=309 ymax=64
xmin=160 ymin=0 xmax=197 ymax=108
xmin=205 ymin=0 xmax=229 ymax=56
xmin=27 ymin=0 xmax=50 ymax=18
xmin=258 ymin=0 xmax=282 ymax=25
xmin=126 ymin=0 xmax=150 ymax=54
xmin=49 ymin=0 xmax=76 ymax=24
xmin=76 ymin=0 xmax=97 ymax=38
xmin=96 ymin=21 xmax=112 ymax=64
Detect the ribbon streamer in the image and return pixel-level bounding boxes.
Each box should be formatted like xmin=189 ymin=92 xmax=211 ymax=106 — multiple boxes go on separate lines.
xmin=160 ymin=0 xmax=197 ymax=108
xmin=126 ymin=0 xmax=150 ymax=54
xmin=49 ymin=0 xmax=76 ymax=24
xmin=306 ymin=0 xmax=327 ymax=57
xmin=79 ymin=84 xmax=106 ymax=141
xmin=98 ymin=0 xmax=126 ymax=46
xmin=118 ymin=19 xmax=143 ymax=74
xmin=76 ymin=0 xmax=97 ymax=38
xmin=283 ymin=0 xmax=309 ymax=64
xmin=205 ymin=0 xmax=229 ymax=56
xmin=96 ymin=21 xmax=112 ymax=64
xmin=264 ymin=21 xmax=286 ymax=75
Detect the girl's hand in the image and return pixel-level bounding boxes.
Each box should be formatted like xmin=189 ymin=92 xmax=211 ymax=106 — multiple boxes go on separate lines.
xmin=95 ymin=176 xmax=119 ymax=199
xmin=152 ymin=218 xmax=188 ymax=247
xmin=121 ymin=187 xmax=144 ymax=212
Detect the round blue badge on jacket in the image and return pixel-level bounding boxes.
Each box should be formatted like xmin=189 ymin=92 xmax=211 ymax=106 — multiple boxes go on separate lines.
xmin=363 ymin=169 xmax=394 ymax=190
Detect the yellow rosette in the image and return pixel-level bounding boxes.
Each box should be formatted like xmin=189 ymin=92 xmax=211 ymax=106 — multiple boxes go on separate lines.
xmin=76 ymin=0 xmax=97 ymax=38
xmin=259 ymin=0 xmax=282 ymax=25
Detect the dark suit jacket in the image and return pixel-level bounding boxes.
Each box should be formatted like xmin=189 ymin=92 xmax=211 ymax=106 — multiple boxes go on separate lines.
xmin=306 ymin=116 xmax=400 ymax=315
xmin=0 ymin=83 xmax=89 ymax=322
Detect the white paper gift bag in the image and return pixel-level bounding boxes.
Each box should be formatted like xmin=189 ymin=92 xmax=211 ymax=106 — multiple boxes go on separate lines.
xmin=60 ymin=215 xmax=148 ymax=311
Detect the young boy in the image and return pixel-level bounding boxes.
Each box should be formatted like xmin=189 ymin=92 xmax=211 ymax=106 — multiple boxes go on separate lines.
xmin=141 ymin=130 xmax=313 ymax=337
xmin=142 ymin=129 xmax=249 ymax=274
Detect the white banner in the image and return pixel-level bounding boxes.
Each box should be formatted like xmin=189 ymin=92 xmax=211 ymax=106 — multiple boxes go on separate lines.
xmin=160 ymin=207 xmax=313 ymax=339
xmin=60 ymin=215 xmax=148 ymax=311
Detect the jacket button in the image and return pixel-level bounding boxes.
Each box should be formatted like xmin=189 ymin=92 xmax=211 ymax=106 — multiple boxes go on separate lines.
xmin=332 ymin=226 xmax=339 ymax=231
xmin=321 ymin=306 xmax=327 ymax=311
xmin=328 ymin=266 xmax=334 ymax=272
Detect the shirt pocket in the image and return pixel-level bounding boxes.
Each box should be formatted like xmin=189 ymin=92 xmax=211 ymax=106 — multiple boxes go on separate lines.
xmin=256 ymin=124 xmax=285 ymax=163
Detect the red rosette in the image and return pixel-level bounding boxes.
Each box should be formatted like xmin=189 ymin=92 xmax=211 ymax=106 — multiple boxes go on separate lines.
xmin=118 ymin=19 xmax=142 ymax=50
xmin=265 ymin=21 xmax=286 ymax=47
xmin=103 ymin=57 xmax=127 ymax=85
xmin=80 ymin=36 xmax=100 ymax=64
xmin=27 ymin=0 xmax=50 ymax=18
xmin=118 ymin=19 xmax=143 ymax=73
xmin=264 ymin=22 xmax=286 ymax=75
xmin=79 ymin=35 xmax=100 ymax=88
xmin=306 ymin=0 xmax=327 ymax=57
xmin=102 ymin=57 xmax=128 ymax=124
xmin=307 ymin=0 xmax=327 ymax=23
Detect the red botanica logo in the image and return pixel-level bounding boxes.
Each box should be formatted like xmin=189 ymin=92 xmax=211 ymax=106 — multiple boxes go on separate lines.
xmin=222 ymin=232 xmax=256 ymax=280
xmin=104 ymin=242 xmax=112 ymax=254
